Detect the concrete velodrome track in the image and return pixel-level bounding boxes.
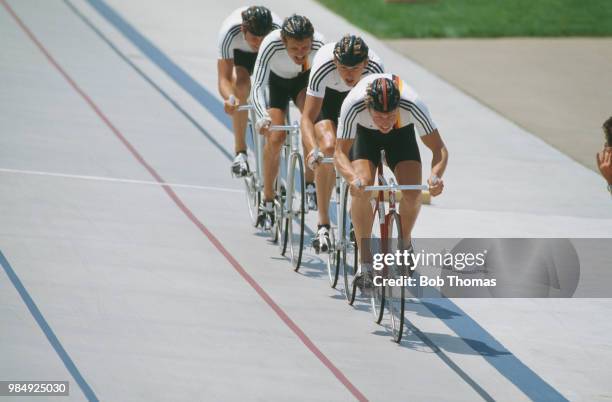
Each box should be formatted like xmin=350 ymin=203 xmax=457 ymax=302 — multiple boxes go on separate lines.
xmin=1 ymin=0 xmax=612 ymax=401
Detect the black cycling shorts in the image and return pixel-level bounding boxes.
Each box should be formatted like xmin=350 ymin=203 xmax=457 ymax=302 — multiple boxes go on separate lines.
xmin=233 ymin=49 xmax=257 ymax=75
xmin=349 ymin=124 xmax=421 ymax=171
xmin=268 ymin=70 xmax=310 ymax=111
xmin=316 ymin=88 xmax=349 ymax=127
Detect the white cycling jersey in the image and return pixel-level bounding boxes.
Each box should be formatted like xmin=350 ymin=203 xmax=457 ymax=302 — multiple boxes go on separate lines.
xmin=217 ymin=7 xmax=282 ymax=59
xmin=251 ymin=29 xmax=326 ymax=120
xmin=306 ymin=43 xmax=384 ymax=98
xmin=337 ymin=73 xmax=437 ymax=139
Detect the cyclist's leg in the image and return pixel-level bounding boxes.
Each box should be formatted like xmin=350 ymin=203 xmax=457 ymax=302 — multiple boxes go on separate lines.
xmin=262 ymin=107 xmax=287 ymax=202
xmin=294 ymin=88 xmax=315 ymax=185
xmin=349 ymin=125 xmax=383 ymax=264
xmin=262 ymin=72 xmax=292 ymax=203
xmin=385 ymin=125 xmax=422 ymax=243
xmin=232 ymin=66 xmax=251 ymax=154
xmin=394 ymin=161 xmax=422 ymax=243
xmin=313 ymin=119 xmax=336 ymax=226
xmin=350 ymin=158 xmax=376 ymax=262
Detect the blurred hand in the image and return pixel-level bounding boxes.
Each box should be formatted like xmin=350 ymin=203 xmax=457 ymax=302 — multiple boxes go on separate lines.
xmin=307 ymin=148 xmax=323 ymax=170
xmin=428 ymin=174 xmax=444 ymax=196
xmin=255 ymin=115 xmax=271 ymax=135
xmin=349 ymin=177 xmax=365 ymax=197
xmin=223 ymin=94 xmax=239 ymax=115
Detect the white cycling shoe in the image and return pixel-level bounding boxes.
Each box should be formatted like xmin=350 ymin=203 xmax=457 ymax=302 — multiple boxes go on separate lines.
xmin=231 ymin=152 xmax=249 ymax=177
xmin=312 ymin=225 xmax=332 ymax=254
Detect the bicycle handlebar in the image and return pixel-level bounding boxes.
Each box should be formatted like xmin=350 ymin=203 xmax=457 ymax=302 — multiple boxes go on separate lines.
xmin=269 ymin=124 xmax=299 ymax=132
xmin=364 ymin=184 xmax=428 ymax=191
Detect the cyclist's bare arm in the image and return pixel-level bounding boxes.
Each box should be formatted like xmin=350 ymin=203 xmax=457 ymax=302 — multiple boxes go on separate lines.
xmin=334 ymin=138 xmax=360 ymax=185
xmin=300 ymin=95 xmax=324 ymax=153
xmin=217 ymin=59 xmax=235 ymax=99
xmin=420 ymin=129 xmax=448 ymax=195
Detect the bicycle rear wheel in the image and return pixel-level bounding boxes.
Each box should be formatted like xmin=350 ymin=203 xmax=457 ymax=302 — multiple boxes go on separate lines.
xmin=244 ymin=174 xmax=260 ymax=227
xmin=386 ymin=212 xmax=405 ymax=343
xmin=275 ymin=178 xmax=288 ymax=253
xmin=370 ymin=196 xmax=386 ymax=324
xmin=326 ymin=228 xmax=340 ymax=288
xmin=287 ymin=153 xmax=305 ymax=270
xmin=341 ymin=186 xmax=358 ymax=305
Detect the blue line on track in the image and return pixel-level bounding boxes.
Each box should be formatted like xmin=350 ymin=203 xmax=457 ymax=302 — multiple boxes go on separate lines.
xmin=0 ymin=250 xmax=99 ymax=402
xmin=63 ymin=0 xmax=232 ymax=161
xmin=85 ymin=0 xmax=231 ymax=131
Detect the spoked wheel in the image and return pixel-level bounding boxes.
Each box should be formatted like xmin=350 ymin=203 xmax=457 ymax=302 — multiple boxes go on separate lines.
xmin=385 ymin=212 xmax=405 ymax=343
xmin=341 ymin=186 xmax=358 ymax=305
xmin=244 ymin=173 xmax=260 ymax=227
xmin=370 ymin=196 xmax=386 ymax=324
xmin=287 ymin=153 xmax=305 ymax=270
xmin=275 ymin=179 xmax=288 ymax=253
xmin=326 ymin=228 xmax=340 ymax=288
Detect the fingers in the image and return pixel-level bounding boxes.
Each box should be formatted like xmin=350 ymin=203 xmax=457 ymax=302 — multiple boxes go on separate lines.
xmin=428 ymin=177 xmax=444 ymax=197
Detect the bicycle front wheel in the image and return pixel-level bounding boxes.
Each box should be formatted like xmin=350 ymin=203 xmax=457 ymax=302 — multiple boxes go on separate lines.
xmin=287 ymin=153 xmax=305 ymax=270
xmin=370 ymin=198 xmax=386 ymax=324
xmin=326 ymin=228 xmax=340 ymax=288
xmin=244 ymin=174 xmax=260 ymax=227
xmin=341 ymin=185 xmax=358 ymax=305
xmin=386 ymin=212 xmax=405 ymax=343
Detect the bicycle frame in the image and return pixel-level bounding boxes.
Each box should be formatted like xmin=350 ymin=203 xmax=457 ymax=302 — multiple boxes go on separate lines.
xmin=237 ymin=104 xmax=264 ymax=191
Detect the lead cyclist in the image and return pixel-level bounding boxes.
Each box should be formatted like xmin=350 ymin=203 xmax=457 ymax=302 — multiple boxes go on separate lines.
xmin=334 ymin=75 xmax=449 ymax=288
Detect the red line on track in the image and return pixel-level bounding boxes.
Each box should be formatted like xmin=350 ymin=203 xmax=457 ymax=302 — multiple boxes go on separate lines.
xmin=1 ymin=1 xmax=368 ymax=400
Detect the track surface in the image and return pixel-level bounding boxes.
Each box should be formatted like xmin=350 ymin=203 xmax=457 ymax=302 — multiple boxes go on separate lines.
xmin=1 ymin=1 xmax=611 ymax=401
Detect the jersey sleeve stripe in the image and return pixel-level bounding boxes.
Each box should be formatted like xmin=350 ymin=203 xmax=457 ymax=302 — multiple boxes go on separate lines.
xmin=400 ymin=100 xmax=435 ymax=134
xmin=367 ymin=61 xmax=384 ymax=74
xmin=252 ymin=42 xmax=285 ymax=118
xmin=399 ymin=101 xmax=430 ymax=133
xmin=341 ymin=103 xmax=365 ymax=139
xmin=252 ymin=41 xmax=283 ymax=84
xmin=408 ymin=101 xmax=435 ymax=134
xmin=344 ymin=105 xmax=366 ymax=139
xmin=310 ymin=61 xmax=335 ymax=92
xmin=221 ymin=26 xmax=242 ymax=59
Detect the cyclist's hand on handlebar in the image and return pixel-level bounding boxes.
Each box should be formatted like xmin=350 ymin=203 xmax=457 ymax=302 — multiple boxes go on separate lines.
xmin=428 ymin=174 xmax=444 ymax=196
xmin=224 ymin=95 xmax=239 ymax=115
xmin=256 ymin=115 xmax=271 ymax=135
xmin=349 ymin=177 xmax=366 ymax=197
xmin=307 ymin=148 xmax=323 ymax=170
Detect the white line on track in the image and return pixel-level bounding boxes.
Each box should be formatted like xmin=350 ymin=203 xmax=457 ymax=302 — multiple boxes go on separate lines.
xmin=0 ymin=167 xmax=243 ymax=193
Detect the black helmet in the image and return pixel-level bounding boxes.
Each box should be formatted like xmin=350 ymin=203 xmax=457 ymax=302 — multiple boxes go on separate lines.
xmin=281 ymin=14 xmax=314 ymax=41
xmin=366 ymin=77 xmax=401 ymax=112
xmin=241 ymin=6 xmax=273 ymax=36
xmin=333 ymin=35 xmax=369 ymax=67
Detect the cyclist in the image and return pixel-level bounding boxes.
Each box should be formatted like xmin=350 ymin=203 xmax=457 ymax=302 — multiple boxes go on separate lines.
xmin=217 ymin=6 xmax=281 ymax=177
xmin=301 ymin=34 xmax=384 ymax=254
xmin=334 ymin=74 xmax=448 ymax=287
xmin=250 ymin=15 xmax=325 ymax=227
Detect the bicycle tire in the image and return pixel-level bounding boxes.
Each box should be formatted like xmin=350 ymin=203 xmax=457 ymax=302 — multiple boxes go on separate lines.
xmin=244 ymin=174 xmax=260 ymax=227
xmin=341 ymin=185 xmax=358 ymax=305
xmin=287 ymin=153 xmax=305 ymax=270
xmin=370 ymin=196 xmax=386 ymax=324
xmin=386 ymin=212 xmax=405 ymax=343
xmin=326 ymin=228 xmax=340 ymax=288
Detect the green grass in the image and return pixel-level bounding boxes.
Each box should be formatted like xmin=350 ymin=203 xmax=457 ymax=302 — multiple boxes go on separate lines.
xmin=316 ymin=0 xmax=612 ymax=38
